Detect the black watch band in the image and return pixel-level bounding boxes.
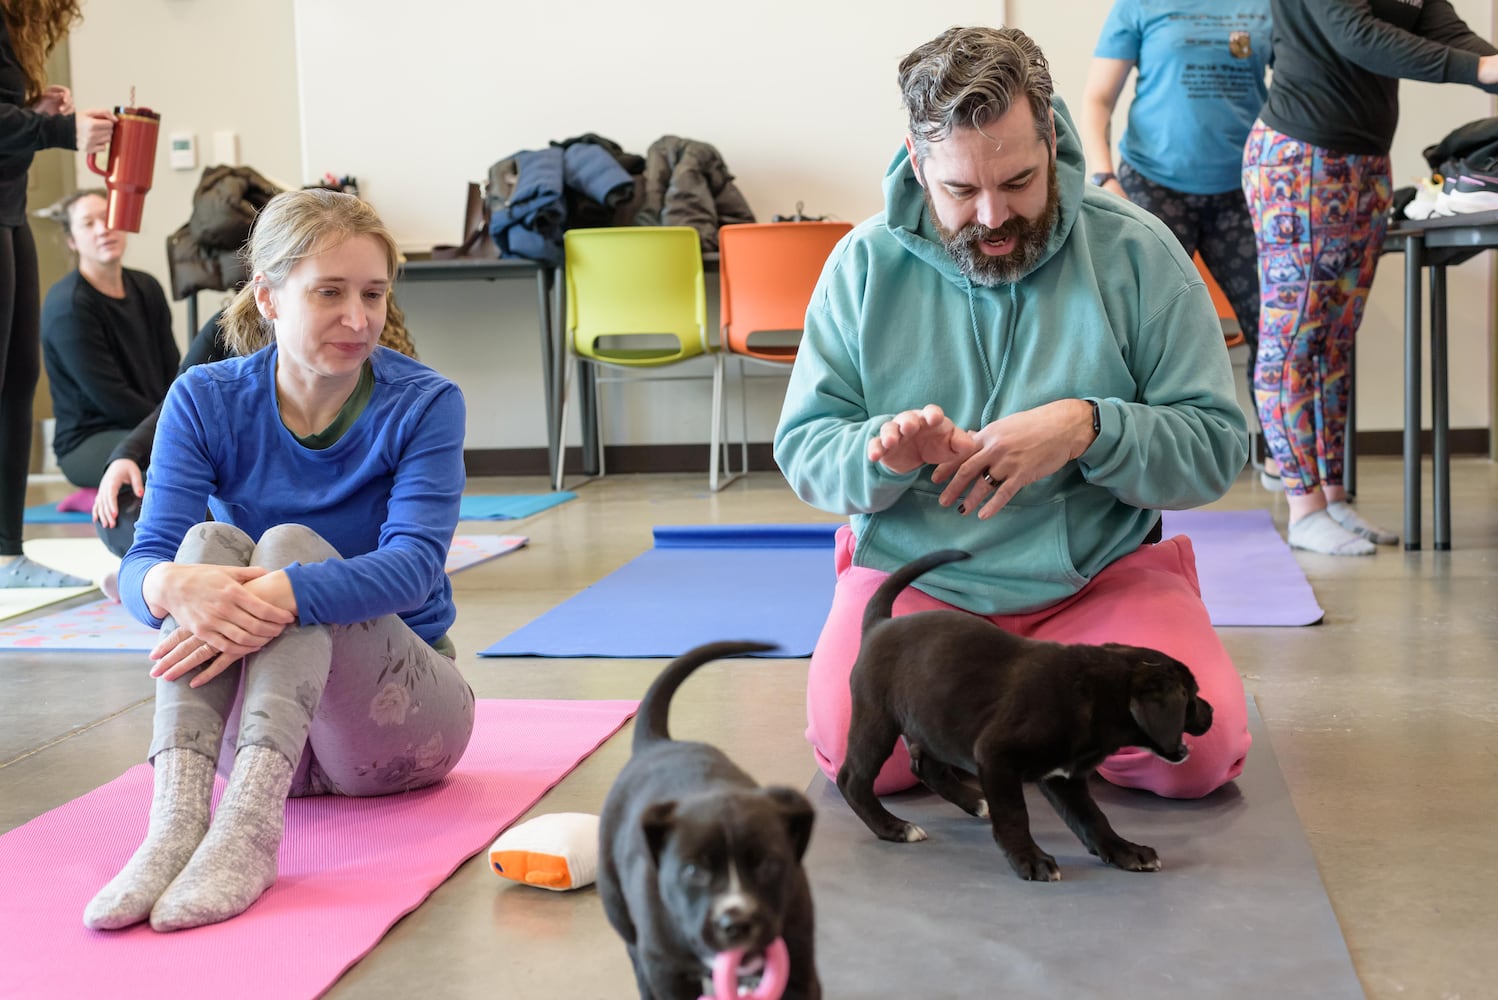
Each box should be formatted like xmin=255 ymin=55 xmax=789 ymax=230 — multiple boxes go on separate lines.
xmin=1088 ymin=399 xmax=1101 ymax=436
xmin=1089 ymin=171 xmax=1117 ymax=187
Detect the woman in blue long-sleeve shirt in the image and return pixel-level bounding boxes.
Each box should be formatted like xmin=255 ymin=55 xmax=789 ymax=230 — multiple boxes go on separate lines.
xmin=84 ymin=189 xmax=475 ymax=934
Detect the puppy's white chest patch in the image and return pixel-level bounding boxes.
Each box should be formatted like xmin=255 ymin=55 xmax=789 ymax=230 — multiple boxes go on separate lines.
xmin=1042 ymin=766 xmax=1073 ymax=780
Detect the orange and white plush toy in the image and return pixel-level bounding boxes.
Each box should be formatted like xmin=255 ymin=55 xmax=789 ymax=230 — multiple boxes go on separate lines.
xmin=488 ymin=813 xmax=600 ymax=891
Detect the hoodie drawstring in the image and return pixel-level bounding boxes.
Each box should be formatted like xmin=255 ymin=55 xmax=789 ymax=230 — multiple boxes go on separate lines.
xmin=967 ymin=280 xmax=1017 ymax=428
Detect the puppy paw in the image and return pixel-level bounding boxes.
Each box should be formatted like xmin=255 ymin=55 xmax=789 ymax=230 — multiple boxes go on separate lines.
xmin=1008 ymin=850 xmax=1060 ymax=882
xmin=1100 ymin=840 xmax=1161 ymax=873
xmin=974 ymin=799 xmax=989 ymax=819
xmin=871 ymin=820 xmax=927 ymax=843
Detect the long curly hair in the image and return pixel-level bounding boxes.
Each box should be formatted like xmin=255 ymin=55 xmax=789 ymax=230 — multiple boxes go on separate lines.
xmin=1 ymin=0 xmax=85 ymax=104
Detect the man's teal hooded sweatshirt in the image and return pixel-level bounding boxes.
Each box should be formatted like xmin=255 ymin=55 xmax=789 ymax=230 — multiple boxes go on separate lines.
xmin=773 ymin=99 xmax=1249 ymax=615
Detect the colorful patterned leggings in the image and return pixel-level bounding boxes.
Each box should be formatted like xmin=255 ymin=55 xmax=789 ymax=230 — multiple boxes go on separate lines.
xmin=1242 ymin=121 xmax=1391 ymax=497
xmin=148 ymin=522 xmax=476 ymax=798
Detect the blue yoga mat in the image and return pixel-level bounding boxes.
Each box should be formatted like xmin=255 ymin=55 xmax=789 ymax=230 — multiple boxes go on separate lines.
xmin=480 ymin=511 xmax=1323 ymax=659
xmin=23 ymin=503 xmax=90 ymax=524
xmin=480 ymin=524 xmax=840 ymax=658
xmin=458 ymin=492 xmax=575 ymax=521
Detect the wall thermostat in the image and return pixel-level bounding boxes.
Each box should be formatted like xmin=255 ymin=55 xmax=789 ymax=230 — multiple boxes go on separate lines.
xmin=169 ymin=132 xmax=197 ymax=170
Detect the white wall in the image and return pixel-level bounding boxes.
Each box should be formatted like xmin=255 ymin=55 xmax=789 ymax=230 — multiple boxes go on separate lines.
xmin=67 ymin=0 xmax=303 ymax=347
xmin=65 ymin=0 xmax=1494 ymax=454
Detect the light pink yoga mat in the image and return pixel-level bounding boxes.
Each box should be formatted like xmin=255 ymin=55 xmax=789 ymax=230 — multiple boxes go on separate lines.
xmin=0 ymin=698 xmax=636 ymax=1000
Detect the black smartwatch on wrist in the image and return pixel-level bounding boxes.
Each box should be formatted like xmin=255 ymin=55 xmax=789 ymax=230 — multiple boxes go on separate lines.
xmin=1089 ymin=171 xmax=1117 ymax=187
xmin=1088 ymin=399 xmax=1101 ymax=436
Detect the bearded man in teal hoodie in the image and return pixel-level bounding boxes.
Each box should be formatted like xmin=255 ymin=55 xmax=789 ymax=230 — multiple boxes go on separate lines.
xmin=774 ymin=26 xmax=1251 ymax=800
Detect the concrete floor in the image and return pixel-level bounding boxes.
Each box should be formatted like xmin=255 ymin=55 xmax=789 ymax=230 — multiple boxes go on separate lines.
xmin=3 ymin=457 xmax=1495 ymax=998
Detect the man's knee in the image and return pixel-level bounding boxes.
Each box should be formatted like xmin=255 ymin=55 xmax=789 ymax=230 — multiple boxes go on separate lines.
xmin=806 ymin=701 xmax=920 ymax=797
xmin=1150 ymin=726 xmax=1250 ymax=800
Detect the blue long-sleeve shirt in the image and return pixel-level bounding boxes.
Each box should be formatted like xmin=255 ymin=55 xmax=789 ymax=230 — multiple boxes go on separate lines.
xmin=121 ymin=345 xmax=467 ymax=646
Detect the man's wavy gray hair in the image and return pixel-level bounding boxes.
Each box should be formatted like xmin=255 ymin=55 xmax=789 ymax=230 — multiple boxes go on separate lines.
xmin=899 ymin=26 xmax=1054 ymax=157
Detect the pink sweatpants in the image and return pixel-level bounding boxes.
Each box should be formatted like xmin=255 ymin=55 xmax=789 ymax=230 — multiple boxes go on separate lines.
xmin=807 ymin=526 xmax=1250 ymax=799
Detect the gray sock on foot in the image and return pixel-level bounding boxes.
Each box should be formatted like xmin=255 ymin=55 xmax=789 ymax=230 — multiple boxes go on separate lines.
xmin=83 ymin=748 xmax=215 ymax=930
xmin=150 ymin=745 xmax=293 ymax=932
xmin=1288 ymin=510 xmax=1376 ymax=556
xmin=0 ymin=554 xmax=91 ymax=589
xmin=1326 ymin=500 xmax=1398 ymax=545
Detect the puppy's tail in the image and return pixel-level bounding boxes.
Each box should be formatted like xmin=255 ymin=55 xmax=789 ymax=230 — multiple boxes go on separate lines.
xmin=634 ymin=640 xmax=778 ymax=753
xmin=861 ymin=549 xmax=971 ymax=634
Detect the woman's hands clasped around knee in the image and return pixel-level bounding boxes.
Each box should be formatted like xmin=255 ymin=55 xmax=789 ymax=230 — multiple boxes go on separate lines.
xmin=144 ymin=564 xmax=297 ymax=687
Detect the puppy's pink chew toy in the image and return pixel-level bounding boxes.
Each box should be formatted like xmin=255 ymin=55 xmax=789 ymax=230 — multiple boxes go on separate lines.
xmin=702 ymin=937 xmax=789 ymax=1000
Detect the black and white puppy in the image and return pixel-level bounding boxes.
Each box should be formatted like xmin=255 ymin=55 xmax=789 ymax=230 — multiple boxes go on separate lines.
xmin=838 ymin=550 xmax=1213 ymax=882
xmin=599 ymin=641 xmax=821 ymax=999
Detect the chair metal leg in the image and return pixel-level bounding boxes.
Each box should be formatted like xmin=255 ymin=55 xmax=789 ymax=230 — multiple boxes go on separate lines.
xmin=709 ymin=354 xmax=746 ymax=492
xmin=737 ymin=357 xmax=750 ymax=479
xmin=594 ymin=359 xmax=607 ymax=479
xmin=710 ymin=353 xmax=725 ymax=491
xmin=552 ymin=354 xmax=575 ymax=492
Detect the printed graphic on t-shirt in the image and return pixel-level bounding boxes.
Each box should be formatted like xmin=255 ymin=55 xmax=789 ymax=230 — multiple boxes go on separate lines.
xmin=1173 ymin=13 xmax=1269 ymax=101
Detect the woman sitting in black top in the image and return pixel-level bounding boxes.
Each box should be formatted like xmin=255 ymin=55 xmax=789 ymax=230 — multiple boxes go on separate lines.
xmin=40 ymin=188 xmax=178 ymax=494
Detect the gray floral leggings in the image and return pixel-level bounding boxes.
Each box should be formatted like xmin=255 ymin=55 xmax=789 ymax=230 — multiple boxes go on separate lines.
xmin=147 ymin=522 xmax=476 ymax=798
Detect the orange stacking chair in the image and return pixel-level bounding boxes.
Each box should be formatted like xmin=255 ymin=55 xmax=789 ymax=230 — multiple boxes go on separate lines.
xmin=712 ymin=221 xmax=853 ymax=491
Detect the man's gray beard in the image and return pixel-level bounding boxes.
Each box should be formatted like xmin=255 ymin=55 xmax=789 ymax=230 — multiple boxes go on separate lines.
xmin=928 ymin=162 xmax=1061 ymax=287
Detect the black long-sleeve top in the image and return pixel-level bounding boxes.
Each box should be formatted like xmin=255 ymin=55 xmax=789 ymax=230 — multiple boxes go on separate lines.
xmin=105 ymin=310 xmax=230 ymax=471
xmin=1262 ymin=0 xmax=1498 ymax=155
xmin=0 ymin=18 xmax=76 ymax=226
xmin=40 ymin=269 xmax=179 ymax=459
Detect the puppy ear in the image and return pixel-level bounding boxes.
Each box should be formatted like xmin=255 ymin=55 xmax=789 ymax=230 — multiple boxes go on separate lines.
xmin=762 ymin=787 xmax=816 ymax=861
xmin=640 ymin=801 xmax=678 ymax=865
xmin=1129 ymin=672 xmax=1188 ymax=753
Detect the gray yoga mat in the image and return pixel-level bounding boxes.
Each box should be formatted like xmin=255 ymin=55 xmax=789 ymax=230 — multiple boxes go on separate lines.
xmin=805 ymin=698 xmax=1363 ymax=999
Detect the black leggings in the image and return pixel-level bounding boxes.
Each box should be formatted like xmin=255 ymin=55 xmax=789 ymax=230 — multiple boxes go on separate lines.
xmin=0 ymin=224 xmax=41 ymax=557
xmin=1117 ymin=161 xmax=1261 ymax=397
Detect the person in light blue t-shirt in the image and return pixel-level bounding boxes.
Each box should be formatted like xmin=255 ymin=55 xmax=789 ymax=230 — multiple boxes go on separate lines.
xmin=1080 ymin=1 xmax=1273 ymax=474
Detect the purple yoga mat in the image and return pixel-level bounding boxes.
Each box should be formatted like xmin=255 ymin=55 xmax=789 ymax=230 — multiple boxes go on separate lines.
xmin=0 ymin=698 xmax=636 ymax=1000
xmin=1161 ymin=509 xmax=1323 ymax=627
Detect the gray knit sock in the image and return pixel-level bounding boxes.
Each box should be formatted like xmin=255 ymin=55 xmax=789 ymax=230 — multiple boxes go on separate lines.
xmin=1288 ymin=510 xmax=1376 ymax=556
xmin=83 ymin=748 xmax=214 ymax=930
xmin=1326 ymin=500 xmax=1399 ymax=545
xmin=150 ymin=745 xmax=293 ymax=932
xmin=0 ymin=554 xmax=91 ymax=588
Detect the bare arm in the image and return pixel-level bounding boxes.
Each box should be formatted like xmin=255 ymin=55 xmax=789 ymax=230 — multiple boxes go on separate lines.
xmin=1078 ymin=58 xmax=1134 ymax=199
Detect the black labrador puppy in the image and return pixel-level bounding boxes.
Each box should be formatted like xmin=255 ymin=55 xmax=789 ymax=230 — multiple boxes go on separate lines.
xmin=838 ymin=550 xmax=1213 ymax=882
xmin=599 ymin=641 xmax=821 ymax=999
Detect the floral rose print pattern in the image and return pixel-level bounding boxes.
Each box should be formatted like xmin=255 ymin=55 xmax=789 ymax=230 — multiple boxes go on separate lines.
xmin=369 ymin=683 xmax=413 ymax=726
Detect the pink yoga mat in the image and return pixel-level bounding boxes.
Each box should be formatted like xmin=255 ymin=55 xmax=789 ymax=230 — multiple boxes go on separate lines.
xmin=0 ymin=698 xmax=636 ymax=1000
